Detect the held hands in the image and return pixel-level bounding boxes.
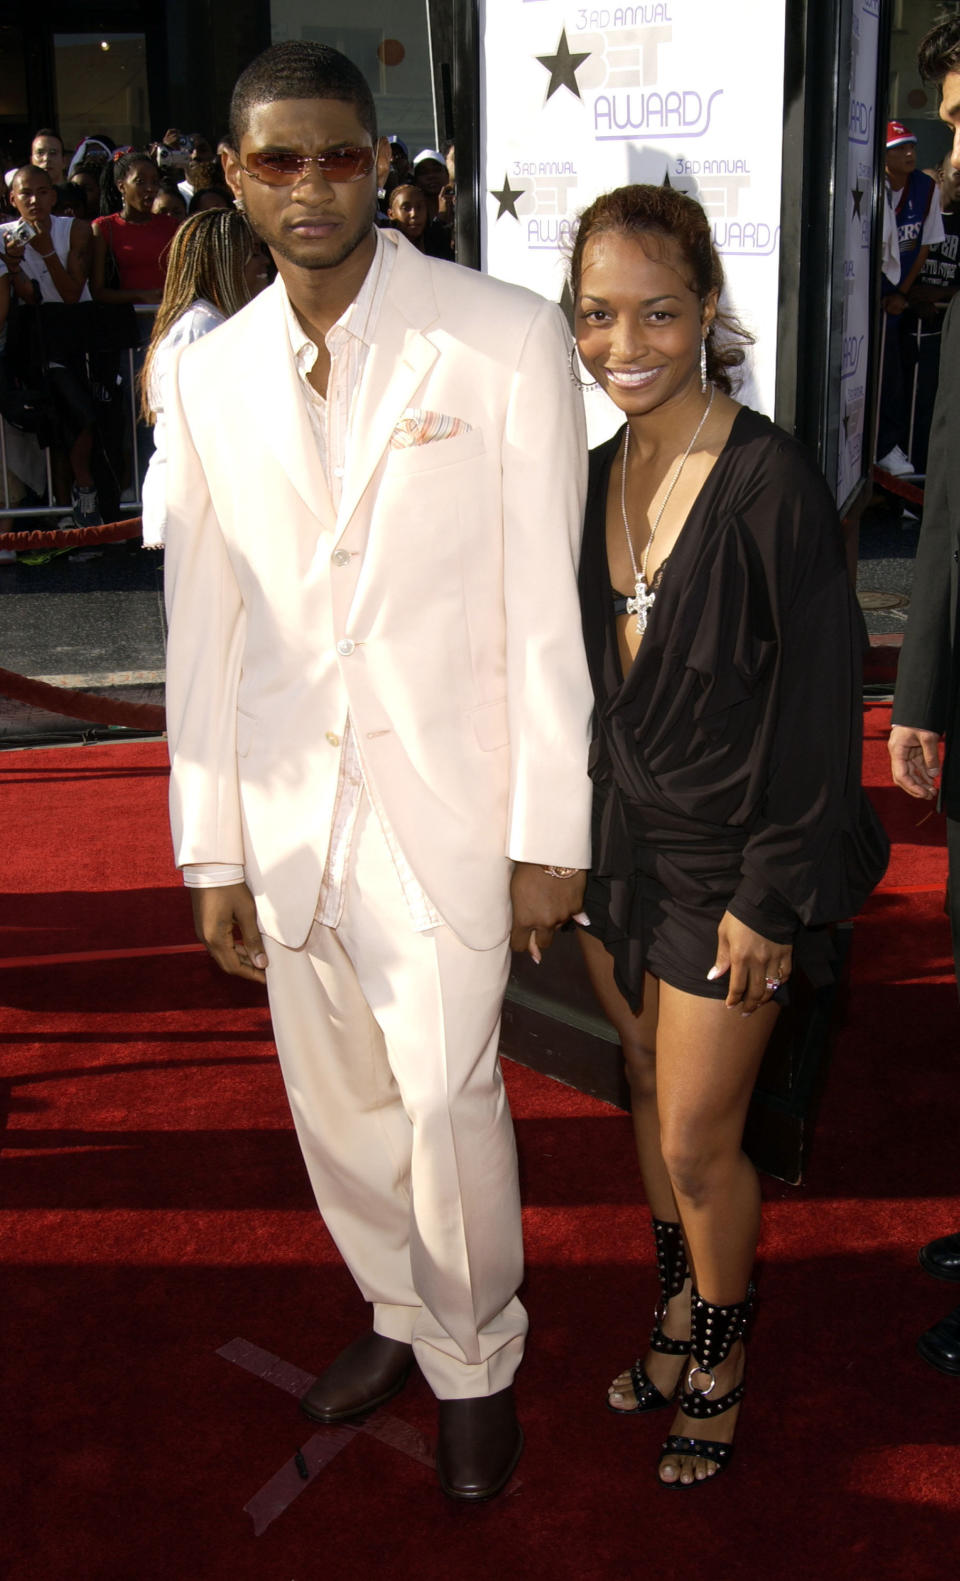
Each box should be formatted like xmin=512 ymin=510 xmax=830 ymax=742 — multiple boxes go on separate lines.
xmin=509 ymin=861 xmax=587 ymax=962
xmin=888 ymin=725 xmax=941 ymax=800
xmin=708 ymin=911 xmax=792 ymax=1015
xmin=190 ymin=882 xmax=268 ymax=984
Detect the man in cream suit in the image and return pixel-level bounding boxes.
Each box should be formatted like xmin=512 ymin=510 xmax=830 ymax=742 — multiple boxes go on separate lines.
xmin=162 ymin=43 xmax=592 ymax=1499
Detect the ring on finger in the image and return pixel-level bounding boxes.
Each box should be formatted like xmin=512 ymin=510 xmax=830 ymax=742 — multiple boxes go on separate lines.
xmin=765 ymin=973 xmax=783 ymax=992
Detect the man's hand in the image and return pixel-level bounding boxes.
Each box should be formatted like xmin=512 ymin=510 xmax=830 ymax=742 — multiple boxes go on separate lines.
xmin=889 ymin=724 xmax=941 ymax=800
xmin=27 ymin=215 xmax=51 ymax=250
xmin=884 ymin=292 xmax=907 ymax=316
xmin=2 ymin=235 xmax=25 ymax=271
xmin=509 ymin=862 xmax=586 ymax=961
xmin=709 ymin=913 xmax=792 ymax=1015
xmin=191 ymin=882 xmax=268 ymax=983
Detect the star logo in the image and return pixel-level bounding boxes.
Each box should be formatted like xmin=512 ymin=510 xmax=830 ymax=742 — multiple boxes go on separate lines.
xmin=852 ymin=184 xmax=864 ymax=219
xmin=490 ymin=173 xmax=525 ymax=221
xmin=842 ymin=407 xmax=852 ymax=440
xmin=536 ymin=28 xmax=591 ymax=102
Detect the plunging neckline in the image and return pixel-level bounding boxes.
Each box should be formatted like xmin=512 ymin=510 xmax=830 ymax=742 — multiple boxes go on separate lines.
xmin=605 ymin=408 xmax=748 ymax=685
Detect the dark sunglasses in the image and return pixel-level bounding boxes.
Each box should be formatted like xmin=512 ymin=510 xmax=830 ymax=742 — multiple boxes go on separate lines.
xmin=242 ymin=146 xmax=376 ymax=186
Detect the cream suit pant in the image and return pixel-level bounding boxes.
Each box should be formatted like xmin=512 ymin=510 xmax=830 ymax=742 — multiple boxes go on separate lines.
xmin=263 ymin=791 xmax=527 ymax=1400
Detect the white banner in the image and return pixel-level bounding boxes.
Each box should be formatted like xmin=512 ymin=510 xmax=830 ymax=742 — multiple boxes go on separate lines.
xmin=481 ymin=0 xmax=786 ymax=441
xmin=836 ymin=0 xmax=881 ymax=508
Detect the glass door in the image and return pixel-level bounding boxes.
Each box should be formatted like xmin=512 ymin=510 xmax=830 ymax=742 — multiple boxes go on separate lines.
xmin=54 ymin=33 xmax=150 ymax=153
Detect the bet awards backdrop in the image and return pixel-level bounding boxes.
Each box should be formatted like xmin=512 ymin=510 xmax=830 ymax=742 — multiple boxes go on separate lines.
xmin=836 ymin=0 xmax=881 ymax=510
xmin=480 ymin=0 xmax=787 ymax=440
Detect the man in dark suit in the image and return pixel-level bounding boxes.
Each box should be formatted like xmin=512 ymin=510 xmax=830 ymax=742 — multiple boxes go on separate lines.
xmin=889 ymin=13 xmax=960 ymax=1378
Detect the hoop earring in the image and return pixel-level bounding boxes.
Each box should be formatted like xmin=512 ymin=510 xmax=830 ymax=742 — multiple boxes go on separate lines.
xmin=700 ymin=337 xmax=709 ymax=392
xmin=569 ymin=343 xmax=599 ymax=391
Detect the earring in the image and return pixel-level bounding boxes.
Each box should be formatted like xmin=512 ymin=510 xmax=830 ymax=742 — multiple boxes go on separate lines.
xmin=569 ymin=343 xmax=599 ymax=390
xmin=700 ymin=336 xmax=709 ymax=392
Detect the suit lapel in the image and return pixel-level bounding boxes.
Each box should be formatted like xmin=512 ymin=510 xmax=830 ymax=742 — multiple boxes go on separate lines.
xmin=256 ymin=280 xmax=336 ymax=527
xmin=334 ymin=236 xmax=440 ymax=539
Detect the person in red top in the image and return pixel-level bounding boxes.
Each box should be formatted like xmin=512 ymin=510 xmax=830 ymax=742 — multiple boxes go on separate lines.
xmin=90 ymin=152 xmax=180 ymax=304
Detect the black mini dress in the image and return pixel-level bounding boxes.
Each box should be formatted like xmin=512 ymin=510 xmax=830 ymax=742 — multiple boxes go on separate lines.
xmin=578 ymin=406 xmax=889 ymax=1011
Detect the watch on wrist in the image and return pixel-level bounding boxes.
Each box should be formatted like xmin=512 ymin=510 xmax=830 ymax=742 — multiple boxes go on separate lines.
xmin=542 ymin=865 xmax=578 ymax=879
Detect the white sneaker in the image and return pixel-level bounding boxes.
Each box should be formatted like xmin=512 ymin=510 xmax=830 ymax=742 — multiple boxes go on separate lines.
xmin=0 ymin=547 xmax=17 ymax=565
xmin=876 ymin=446 xmax=916 ymax=477
xmin=71 ymin=483 xmax=104 ymax=529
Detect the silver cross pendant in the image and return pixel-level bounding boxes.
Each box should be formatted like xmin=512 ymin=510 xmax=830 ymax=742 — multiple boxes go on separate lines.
xmin=626 ymin=576 xmax=656 ymax=635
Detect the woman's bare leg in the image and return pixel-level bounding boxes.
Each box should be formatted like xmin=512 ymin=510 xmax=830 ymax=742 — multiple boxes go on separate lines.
xmin=578 ymin=930 xmax=691 ymax=1408
xmin=654 ymin=983 xmax=777 ymax=1483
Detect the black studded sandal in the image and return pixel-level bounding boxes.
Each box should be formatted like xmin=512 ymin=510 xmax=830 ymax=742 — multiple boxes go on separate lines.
xmin=658 ymin=1284 xmax=754 ymax=1484
xmin=607 ymin=1217 xmax=691 ymax=1415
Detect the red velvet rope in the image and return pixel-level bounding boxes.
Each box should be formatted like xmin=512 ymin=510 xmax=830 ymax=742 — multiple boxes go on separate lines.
xmin=0 ymin=515 xmax=143 ymax=551
xmin=0 ymin=514 xmax=163 ymax=729
xmin=0 ymin=664 xmax=165 ymax=730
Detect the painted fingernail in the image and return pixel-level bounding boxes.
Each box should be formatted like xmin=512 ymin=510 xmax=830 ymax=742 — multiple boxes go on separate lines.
xmin=706 ymin=966 xmax=721 ymax=980
xmin=572 ymin=911 xmax=591 ymax=926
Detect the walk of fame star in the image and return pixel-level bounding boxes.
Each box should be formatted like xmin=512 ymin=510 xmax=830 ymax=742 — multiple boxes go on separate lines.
xmin=536 ymin=28 xmax=591 ymax=101
xmin=490 ymin=173 xmax=524 ymax=220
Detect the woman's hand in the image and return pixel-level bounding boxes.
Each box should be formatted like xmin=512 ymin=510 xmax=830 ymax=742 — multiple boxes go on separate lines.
xmin=709 ymin=912 xmax=792 ymax=1015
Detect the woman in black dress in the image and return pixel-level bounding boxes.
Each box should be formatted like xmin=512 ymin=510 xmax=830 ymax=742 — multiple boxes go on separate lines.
xmin=570 ymin=186 xmax=887 ymax=1487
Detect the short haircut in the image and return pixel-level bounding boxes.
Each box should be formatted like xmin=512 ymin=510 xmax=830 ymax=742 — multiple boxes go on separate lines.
xmin=229 ymin=41 xmax=377 ymax=149
xmin=918 ymin=14 xmax=960 ymax=84
xmin=11 ymin=163 xmax=53 ymax=188
xmin=32 ymin=127 xmax=63 ymax=150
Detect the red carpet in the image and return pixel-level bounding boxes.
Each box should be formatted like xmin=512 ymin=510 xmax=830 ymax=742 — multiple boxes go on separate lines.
xmin=1 ymin=713 xmax=958 ymax=1581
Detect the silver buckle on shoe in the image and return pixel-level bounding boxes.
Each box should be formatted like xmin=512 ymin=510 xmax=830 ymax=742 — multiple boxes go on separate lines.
xmin=687 ymin=1362 xmax=716 ymax=1396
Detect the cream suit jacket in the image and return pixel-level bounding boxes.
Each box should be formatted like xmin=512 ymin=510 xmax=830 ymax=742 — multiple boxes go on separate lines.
xmin=163 ymin=230 xmax=593 ymax=951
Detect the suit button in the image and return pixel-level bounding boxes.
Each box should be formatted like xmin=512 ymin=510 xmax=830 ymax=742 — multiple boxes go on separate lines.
xmin=954 ymin=549 xmax=959 ymax=563
xmin=336 ymin=638 xmax=355 ymax=656
xmin=326 ymin=731 xmax=340 ymax=747
xmin=332 ymin=549 xmax=350 ymax=566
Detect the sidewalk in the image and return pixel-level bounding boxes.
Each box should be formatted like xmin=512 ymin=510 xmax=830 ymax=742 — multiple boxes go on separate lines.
xmin=0 ymin=542 xmax=165 ymax=741
xmin=0 ymin=491 xmax=918 ymax=746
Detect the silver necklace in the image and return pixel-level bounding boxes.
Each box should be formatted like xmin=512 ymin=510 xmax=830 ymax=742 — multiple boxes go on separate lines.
xmin=620 ymin=385 xmax=715 ymax=635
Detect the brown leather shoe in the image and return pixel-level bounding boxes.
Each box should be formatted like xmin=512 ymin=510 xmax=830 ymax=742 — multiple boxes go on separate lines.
xmin=300 ymin=1332 xmax=415 ymax=1424
xmin=436 ymin=1385 xmax=524 ymax=1501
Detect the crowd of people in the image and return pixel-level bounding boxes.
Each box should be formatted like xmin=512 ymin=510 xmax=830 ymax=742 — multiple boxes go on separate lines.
xmin=0 ymin=123 xmax=457 ymax=563
xmin=877 ymin=116 xmax=960 ymax=478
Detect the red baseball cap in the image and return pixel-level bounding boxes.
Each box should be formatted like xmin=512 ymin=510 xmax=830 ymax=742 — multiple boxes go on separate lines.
xmin=886 ymin=120 xmax=917 ymax=148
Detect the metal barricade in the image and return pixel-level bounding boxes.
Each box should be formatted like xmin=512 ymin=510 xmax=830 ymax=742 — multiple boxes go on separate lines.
xmin=0 ymin=302 xmax=157 ymax=521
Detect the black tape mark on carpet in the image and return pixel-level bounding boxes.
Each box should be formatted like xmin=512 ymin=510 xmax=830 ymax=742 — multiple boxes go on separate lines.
xmin=218 ymin=1336 xmax=442 ymax=1533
